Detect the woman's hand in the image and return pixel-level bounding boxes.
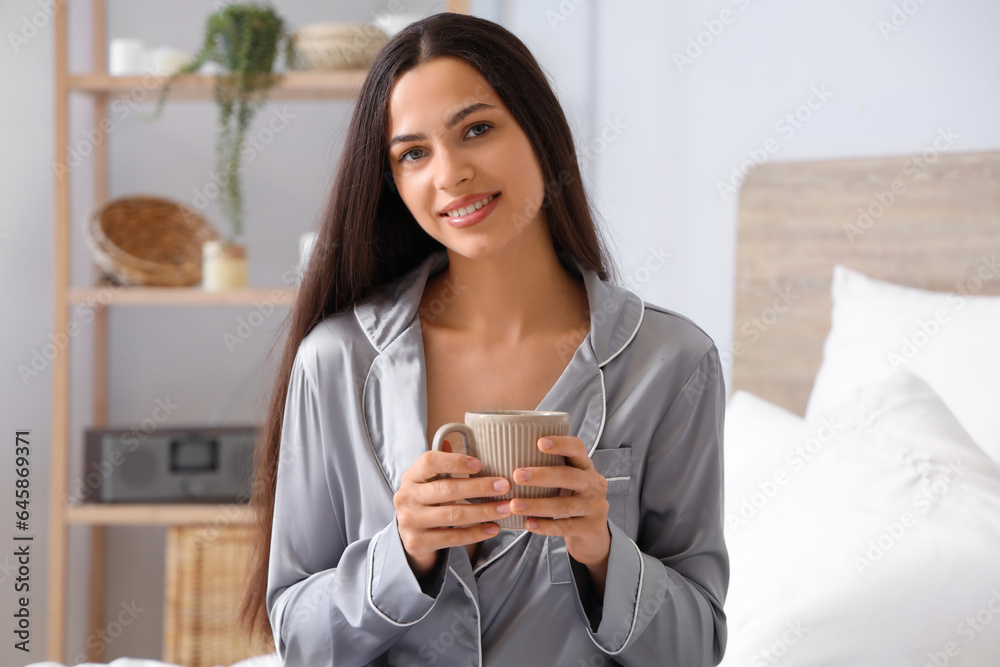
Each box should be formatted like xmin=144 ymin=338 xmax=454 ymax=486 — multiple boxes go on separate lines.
xmin=508 ymin=436 xmax=612 ymax=569
xmin=394 ymin=441 xmax=513 ymax=579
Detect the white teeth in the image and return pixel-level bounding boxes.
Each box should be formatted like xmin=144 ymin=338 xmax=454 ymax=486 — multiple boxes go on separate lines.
xmin=447 ymin=194 xmax=496 ymax=217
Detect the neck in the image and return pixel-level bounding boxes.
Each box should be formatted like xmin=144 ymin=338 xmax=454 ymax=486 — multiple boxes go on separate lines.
xmin=419 ymin=226 xmax=588 ymax=346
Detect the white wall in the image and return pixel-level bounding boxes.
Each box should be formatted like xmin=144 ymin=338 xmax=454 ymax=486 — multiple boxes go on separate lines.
xmin=1 ymin=0 xmax=998 ymax=664
xmin=472 ymin=0 xmax=1000 ymax=390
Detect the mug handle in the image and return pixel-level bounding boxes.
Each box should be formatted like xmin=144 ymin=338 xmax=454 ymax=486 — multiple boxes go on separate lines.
xmin=431 ymin=423 xmax=475 ymax=480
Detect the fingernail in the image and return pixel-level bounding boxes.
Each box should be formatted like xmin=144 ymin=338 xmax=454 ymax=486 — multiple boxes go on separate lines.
xmin=467 ymin=458 xmax=480 ymax=471
xmin=512 ymin=500 xmax=527 ymax=511
xmin=493 ymin=478 xmax=508 ymax=492
xmin=539 ymin=438 xmax=553 ymax=450
xmin=496 ymin=503 xmax=511 ymax=514
xmin=485 ymin=523 xmax=499 ymax=534
xmin=514 ymin=469 xmax=530 ymax=482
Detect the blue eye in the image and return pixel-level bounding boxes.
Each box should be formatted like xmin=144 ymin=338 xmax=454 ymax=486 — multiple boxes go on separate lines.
xmin=467 ymin=122 xmax=491 ymax=138
xmin=398 ymin=148 xmax=425 ymax=164
xmin=396 ymin=123 xmax=493 ymax=164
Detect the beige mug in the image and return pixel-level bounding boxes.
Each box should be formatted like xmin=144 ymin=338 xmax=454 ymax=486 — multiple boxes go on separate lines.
xmin=431 ymin=410 xmax=570 ymax=531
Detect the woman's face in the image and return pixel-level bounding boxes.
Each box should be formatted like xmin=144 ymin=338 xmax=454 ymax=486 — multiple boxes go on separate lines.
xmin=386 ymin=56 xmax=548 ymax=259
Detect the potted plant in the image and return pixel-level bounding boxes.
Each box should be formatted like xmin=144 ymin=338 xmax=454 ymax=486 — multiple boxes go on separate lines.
xmin=144 ymin=2 xmax=287 ymax=289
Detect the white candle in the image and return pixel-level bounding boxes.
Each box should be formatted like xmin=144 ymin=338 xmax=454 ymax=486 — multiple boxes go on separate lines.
xmin=202 ymin=241 xmax=247 ymax=290
xmin=109 ymin=38 xmax=145 ymax=75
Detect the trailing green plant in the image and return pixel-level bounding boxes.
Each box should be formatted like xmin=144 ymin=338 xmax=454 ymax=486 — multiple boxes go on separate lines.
xmin=144 ymin=2 xmax=286 ymax=245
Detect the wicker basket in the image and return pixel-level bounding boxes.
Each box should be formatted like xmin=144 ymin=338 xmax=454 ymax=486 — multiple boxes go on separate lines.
xmin=286 ymin=23 xmax=389 ymax=71
xmin=84 ymin=195 xmax=220 ymax=286
xmin=164 ymin=524 xmax=273 ymax=667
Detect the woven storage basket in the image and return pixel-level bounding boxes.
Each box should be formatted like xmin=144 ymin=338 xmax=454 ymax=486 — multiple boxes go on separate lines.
xmin=85 ymin=195 xmax=220 ymax=286
xmin=286 ymin=22 xmax=388 ymax=70
xmin=164 ymin=525 xmax=273 ymax=667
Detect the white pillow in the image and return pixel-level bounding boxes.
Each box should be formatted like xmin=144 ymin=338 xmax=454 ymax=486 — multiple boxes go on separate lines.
xmin=806 ymin=264 xmax=1000 ymax=464
xmin=722 ymin=370 xmax=1000 ymax=666
xmin=724 ymin=390 xmax=805 ymax=482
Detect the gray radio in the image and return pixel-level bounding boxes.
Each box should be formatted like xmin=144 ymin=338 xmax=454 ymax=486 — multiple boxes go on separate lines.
xmin=81 ymin=425 xmax=257 ymax=503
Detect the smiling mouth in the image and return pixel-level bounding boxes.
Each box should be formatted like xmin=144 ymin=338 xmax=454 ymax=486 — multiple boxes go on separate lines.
xmin=441 ymin=193 xmax=500 ymax=218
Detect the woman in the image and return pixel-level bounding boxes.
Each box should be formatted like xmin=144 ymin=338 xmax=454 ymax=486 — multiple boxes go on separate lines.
xmin=240 ymin=12 xmax=728 ymax=667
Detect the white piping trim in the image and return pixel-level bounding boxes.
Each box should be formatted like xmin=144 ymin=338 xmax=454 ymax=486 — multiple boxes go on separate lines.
xmin=449 ymin=566 xmax=483 ymax=665
xmin=585 ymin=298 xmax=647 ymax=654
xmin=360 ymin=353 xmax=394 ymax=496
xmin=477 ymin=365 xmax=611 ymax=576
xmin=473 ymin=529 xmax=529 ymax=576
xmin=599 ymin=296 xmax=645 ymax=369
xmin=355 ymin=301 xmax=397 ymax=497
xmin=365 ymin=529 xmax=439 ymax=627
xmin=582 ymin=367 xmax=645 ymax=654
xmin=587 ymin=370 xmax=608 ymax=459
xmin=585 ymin=533 xmax=646 ymax=655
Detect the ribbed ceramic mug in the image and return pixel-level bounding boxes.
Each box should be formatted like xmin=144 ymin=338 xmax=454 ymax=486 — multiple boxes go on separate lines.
xmin=431 ymin=410 xmax=570 ymax=530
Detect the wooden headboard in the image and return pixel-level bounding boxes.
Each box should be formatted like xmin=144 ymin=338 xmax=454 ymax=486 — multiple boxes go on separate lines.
xmin=732 ymin=149 xmax=1000 ymax=415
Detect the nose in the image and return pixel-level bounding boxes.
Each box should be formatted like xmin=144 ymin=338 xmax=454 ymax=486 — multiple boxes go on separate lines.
xmin=433 ymin=144 xmax=474 ymax=190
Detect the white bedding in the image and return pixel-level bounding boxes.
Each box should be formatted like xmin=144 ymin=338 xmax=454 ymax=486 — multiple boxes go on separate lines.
xmin=807 ymin=264 xmax=1000 ymax=464
xmin=721 ymin=371 xmax=1000 ymax=665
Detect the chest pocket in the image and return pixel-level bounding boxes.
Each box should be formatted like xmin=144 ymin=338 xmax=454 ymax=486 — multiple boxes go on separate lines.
xmin=547 ymin=444 xmax=634 ymax=585
xmin=591 ymin=444 xmax=632 ymax=530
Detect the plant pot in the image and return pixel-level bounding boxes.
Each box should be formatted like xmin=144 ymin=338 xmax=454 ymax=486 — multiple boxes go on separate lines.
xmin=202 ymin=240 xmax=246 ymax=290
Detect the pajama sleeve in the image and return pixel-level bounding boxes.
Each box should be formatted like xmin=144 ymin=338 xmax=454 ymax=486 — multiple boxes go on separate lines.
xmin=568 ymin=344 xmax=729 ymax=666
xmin=265 ymin=345 xmax=450 ymax=667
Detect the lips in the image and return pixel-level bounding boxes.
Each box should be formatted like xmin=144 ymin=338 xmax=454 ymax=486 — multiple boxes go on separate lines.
xmin=442 ymin=192 xmax=501 ymax=229
xmin=439 ymin=192 xmax=501 ymax=217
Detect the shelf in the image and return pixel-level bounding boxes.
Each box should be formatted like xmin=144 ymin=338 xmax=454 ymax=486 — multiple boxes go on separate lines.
xmin=66 ymin=503 xmax=254 ymax=525
xmin=51 ymin=1 xmax=468 ymax=660
xmin=68 ymin=69 xmax=368 ymax=101
xmin=68 ymin=285 xmax=298 ymax=306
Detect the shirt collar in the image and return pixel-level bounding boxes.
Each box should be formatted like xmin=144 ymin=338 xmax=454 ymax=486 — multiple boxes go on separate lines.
xmin=354 ymin=248 xmax=644 ymax=366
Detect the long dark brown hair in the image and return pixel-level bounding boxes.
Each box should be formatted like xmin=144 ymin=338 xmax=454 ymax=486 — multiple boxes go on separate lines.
xmin=240 ymin=11 xmax=621 ymax=647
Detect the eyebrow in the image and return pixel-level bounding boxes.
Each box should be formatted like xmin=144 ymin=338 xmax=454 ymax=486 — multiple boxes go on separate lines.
xmin=388 ymin=102 xmax=497 ymax=149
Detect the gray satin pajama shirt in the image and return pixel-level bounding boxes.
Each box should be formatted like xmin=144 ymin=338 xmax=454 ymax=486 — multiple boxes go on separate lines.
xmin=266 ymin=248 xmax=729 ymax=666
